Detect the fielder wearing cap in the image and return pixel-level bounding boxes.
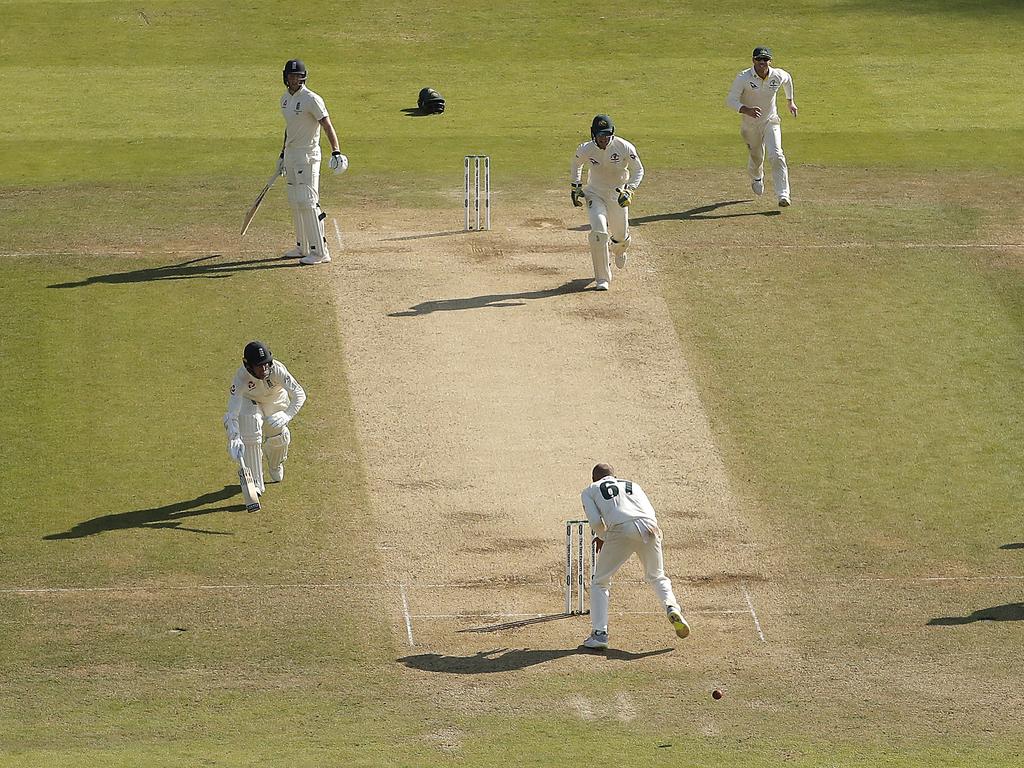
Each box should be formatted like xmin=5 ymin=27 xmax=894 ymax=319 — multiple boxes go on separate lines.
xmin=223 ymin=341 xmax=307 ymax=495
xmin=725 ymin=46 xmax=799 ymax=207
xmin=278 ymin=59 xmax=348 ymax=265
xmin=569 ymin=114 xmax=644 ymax=292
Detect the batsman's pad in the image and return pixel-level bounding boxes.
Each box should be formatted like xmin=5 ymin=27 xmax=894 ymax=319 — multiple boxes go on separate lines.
xmin=417 ymin=87 xmax=446 ymax=114
xmin=589 ymin=231 xmax=611 ymax=283
xmin=289 ymin=183 xmax=329 ymax=261
xmin=243 ymin=441 xmax=264 ymax=493
xmin=264 ymin=427 xmax=290 ymax=470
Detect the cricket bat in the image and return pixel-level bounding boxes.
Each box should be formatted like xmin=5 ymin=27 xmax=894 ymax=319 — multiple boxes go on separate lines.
xmin=240 ymin=171 xmax=281 ymax=236
xmin=237 ymin=456 xmax=261 ymax=512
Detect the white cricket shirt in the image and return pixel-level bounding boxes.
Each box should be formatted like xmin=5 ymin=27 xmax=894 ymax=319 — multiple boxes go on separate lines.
xmin=581 ymin=475 xmax=659 ymax=533
xmin=224 ymin=360 xmax=306 ymax=429
xmin=726 ymin=66 xmax=794 ymax=122
xmin=280 ymin=85 xmax=329 ymax=155
xmin=571 ymin=137 xmax=644 ymax=193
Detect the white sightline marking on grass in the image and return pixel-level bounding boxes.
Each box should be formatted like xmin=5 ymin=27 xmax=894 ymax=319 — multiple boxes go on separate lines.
xmin=332 ymin=218 xmax=343 ymax=251
xmin=741 ymin=583 xmax=767 ymax=644
xmin=400 ymin=584 xmax=415 ymax=647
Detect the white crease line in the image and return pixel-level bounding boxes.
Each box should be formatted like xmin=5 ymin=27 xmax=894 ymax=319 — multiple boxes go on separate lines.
xmin=858 ymin=576 xmax=1024 ymax=582
xmin=741 ymin=583 xmax=767 ymax=644
xmin=4 ymin=574 xmax=1021 ymax=596
xmin=332 ymin=218 xmax=343 ymax=251
xmin=400 ymin=584 xmax=415 ymax=647
xmin=410 ymin=609 xmax=750 ymax=619
xmin=2 ymin=243 xmax=1023 ymax=258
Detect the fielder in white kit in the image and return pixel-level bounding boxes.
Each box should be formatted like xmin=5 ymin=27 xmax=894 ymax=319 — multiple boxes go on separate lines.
xmin=223 ymin=341 xmax=306 ymax=495
xmin=570 ymin=114 xmax=644 ymax=291
xmin=725 ymin=46 xmax=798 ymax=207
xmin=580 ymin=463 xmax=690 ymax=650
xmin=278 ymin=59 xmax=348 ymax=265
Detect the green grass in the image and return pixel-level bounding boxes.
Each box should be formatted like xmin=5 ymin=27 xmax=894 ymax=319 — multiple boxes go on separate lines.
xmin=3 ymin=0 xmax=1024 ymax=765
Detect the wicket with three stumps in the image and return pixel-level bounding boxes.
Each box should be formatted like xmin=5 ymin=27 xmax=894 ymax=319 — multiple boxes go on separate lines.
xmin=565 ymin=519 xmax=598 ymax=615
xmin=464 ymin=155 xmax=491 ymax=231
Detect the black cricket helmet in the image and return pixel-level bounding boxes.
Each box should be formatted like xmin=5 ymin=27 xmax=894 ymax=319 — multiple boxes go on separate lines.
xmin=591 ymin=114 xmax=615 ymax=139
xmin=243 ymin=340 xmax=273 ymax=370
xmin=283 ymin=59 xmax=307 ymax=85
xmin=417 ymin=87 xmax=446 ymax=114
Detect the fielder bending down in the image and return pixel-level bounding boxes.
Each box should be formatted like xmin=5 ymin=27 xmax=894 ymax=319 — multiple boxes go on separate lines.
xmin=278 ymin=59 xmax=348 ymax=265
xmin=726 ymin=46 xmax=798 ymax=207
xmin=570 ymin=114 xmax=644 ymax=291
xmin=223 ymin=341 xmax=306 ymax=495
xmin=580 ymin=463 xmax=690 ymax=650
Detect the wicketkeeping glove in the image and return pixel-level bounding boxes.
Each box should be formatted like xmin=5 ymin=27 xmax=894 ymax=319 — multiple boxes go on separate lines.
xmin=571 ymin=183 xmax=584 ymax=207
xmin=617 ymin=187 xmax=634 ymax=207
xmin=266 ymin=412 xmax=291 ymax=430
xmin=329 ymin=151 xmax=349 ymax=174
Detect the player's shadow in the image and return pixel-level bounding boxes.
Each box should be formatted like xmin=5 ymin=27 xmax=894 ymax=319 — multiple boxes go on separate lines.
xmin=631 ymin=199 xmax=782 ymax=224
xmin=382 ymin=230 xmax=465 ymax=242
xmin=999 ymin=542 xmax=1024 ymax=549
xmin=398 ymin=646 xmax=672 ymax=673
xmin=43 ymin=485 xmax=246 ymax=539
xmin=927 ymin=603 xmax=1024 ymax=626
xmin=48 ymin=254 xmax=299 ymax=289
xmin=388 ymin=278 xmax=592 ymax=316
xmin=458 ymin=613 xmax=575 ymax=633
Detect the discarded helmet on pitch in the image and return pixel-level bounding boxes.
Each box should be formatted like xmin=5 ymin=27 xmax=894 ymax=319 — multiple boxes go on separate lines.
xmin=243 ymin=341 xmax=273 ymax=371
xmin=417 ymin=87 xmax=446 ymax=114
xmin=283 ymin=59 xmax=307 ymax=85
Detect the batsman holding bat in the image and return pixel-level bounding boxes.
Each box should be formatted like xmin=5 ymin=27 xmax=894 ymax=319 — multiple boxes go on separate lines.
xmin=570 ymin=114 xmax=644 ymax=292
xmin=277 ymin=59 xmax=348 ymax=265
xmin=223 ymin=341 xmax=306 ymax=496
xmin=579 ymin=463 xmax=690 ymax=650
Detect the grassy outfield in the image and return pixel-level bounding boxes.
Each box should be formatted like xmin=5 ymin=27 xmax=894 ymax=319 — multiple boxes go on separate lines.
xmin=3 ymin=0 xmax=1024 ymax=766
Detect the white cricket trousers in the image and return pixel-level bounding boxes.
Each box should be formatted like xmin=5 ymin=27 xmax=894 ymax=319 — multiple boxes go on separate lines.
xmin=741 ymin=116 xmax=790 ymax=201
xmin=585 ymin=187 xmax=629 ymax=283
xmin=590 ymin=523 xmax=680 ymax=635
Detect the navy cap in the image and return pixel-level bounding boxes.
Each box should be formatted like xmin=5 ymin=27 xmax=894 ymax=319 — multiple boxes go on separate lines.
xmin=753 ymin=46 xmax=773 ymax=60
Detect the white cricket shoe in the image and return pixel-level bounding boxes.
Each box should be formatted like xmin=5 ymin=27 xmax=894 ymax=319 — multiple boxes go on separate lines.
xmin=300 ymin=251 xmax=332 ymax=265
xmin=268 ymin=464 xmax=284 ymax=483
xmin=595 ymin=280 xmax=610 ymax=291
xmin=751 ymin=178 xmax=764 ymax=196
xmin=582 ymin=630 xmax=609 ymax=650
xmin=778 ymin=197 xmax=791 ymax=207
xmin=283 ymin=247 xmax=302 ymax=259
xmin=668 ymin=607 xmax=690 ymax=639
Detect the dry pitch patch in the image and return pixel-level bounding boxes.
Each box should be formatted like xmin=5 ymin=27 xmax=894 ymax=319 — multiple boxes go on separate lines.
xmin=325 ymin=197 xmax=777 ymax=705
xmin=320 ymin=188 xmax=1024 ymax=738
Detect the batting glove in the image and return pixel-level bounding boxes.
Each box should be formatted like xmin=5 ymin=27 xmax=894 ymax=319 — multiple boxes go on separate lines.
xmin=571 ymin=183 xmax=584 ymax=207
xmin=617 ymin=187 xmax=634 ymax=207
xmin=275 ymin=153 xmax=285 ymax=176
xmin=329 ymin=151 xmax=349 ymax=174
xmin=266 ymin=412 xmax=291 ymax=430
xmin=227 ymin=438 xmax=244 ymax=460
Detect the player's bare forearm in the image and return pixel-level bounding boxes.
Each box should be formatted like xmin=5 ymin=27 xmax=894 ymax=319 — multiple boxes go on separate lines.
xmin=320 ymin=116 xmax=340 ymax=153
